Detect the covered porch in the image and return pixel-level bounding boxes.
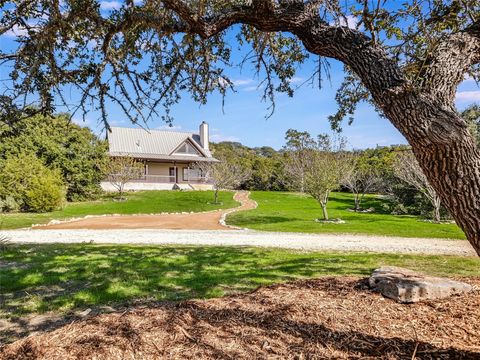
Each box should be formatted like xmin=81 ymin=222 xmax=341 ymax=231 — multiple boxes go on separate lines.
xmin=101 ymin=158 xmax=214 ymax=191
xmin=134 ymin=160 xmax=209 ymax=185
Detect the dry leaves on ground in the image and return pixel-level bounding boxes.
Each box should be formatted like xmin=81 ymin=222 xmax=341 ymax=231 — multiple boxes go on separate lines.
xmin=1 ymin=277 xmax=479 ymax=359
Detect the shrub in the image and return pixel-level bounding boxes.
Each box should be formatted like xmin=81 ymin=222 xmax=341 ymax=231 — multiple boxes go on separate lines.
xmin=0 ymin=196 xmax=20 ymax=213
xmin=25 ymin=172 xmax=65 ymax=212
xmin=391 ymin=203 xmax=408 ymax=215
xmin=0 ymin=114 xmax=107 ymax=201
xmin=0 ymin=154 xmax=65 ymax=212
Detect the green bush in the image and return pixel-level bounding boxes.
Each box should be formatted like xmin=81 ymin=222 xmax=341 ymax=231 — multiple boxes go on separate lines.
xmin=0 ymin=154 xmax=65 ymax=212
xmin=0 ymin=114 xmax=107 ymax=201
xmin=25 ymin=172 xmax=65 ymax=212
xmin=0 ymin=196 xmax=20 ymax=213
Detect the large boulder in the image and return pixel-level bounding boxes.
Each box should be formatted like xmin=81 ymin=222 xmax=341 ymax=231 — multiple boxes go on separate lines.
xmin=369 ymin=266 xmax=472 ymax=303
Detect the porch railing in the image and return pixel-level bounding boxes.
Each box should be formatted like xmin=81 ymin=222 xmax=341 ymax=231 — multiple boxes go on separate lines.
xmin=130 ymin=175 xmax=176 ymax=183
xmin=128 ymin=174 xmax=211 ymax=184
xmin=106 ymin=174 xmax=212 ymax=184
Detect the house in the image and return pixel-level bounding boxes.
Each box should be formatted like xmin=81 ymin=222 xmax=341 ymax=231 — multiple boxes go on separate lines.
xmin=101 ymin=122 xmax=218 ymax=191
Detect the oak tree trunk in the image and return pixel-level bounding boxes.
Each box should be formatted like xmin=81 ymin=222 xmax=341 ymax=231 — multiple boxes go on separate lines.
xmin=414 ymin=139 xmax=480 ymax=253
xmin=290 ymin=15 xmax=480 ymax=255
xmin=381 ymin=97 xmax=480 ymax=255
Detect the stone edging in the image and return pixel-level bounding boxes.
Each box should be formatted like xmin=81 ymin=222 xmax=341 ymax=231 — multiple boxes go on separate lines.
xmin=218 ymin=191 xmax=258 ymax=230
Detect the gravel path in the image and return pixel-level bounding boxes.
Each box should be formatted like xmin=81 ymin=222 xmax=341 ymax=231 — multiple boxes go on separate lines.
xmin=2 ymin=229 xmax=476 ymax=256
xmin=34 ymin=191 xmax=256 ymax=230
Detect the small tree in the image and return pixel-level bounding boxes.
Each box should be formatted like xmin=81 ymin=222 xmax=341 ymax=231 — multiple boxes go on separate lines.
xmin=197 ymin=157 xmax=251 ymax=204
xmin=283 ymin=129 xmax=316 ymax=192
xmin=104 ymin=156 xmax=144 ymax=200
xmin=303 ymin=135 xmax=351 ymax=221
xmin=342 ymin=153 xmax=382 ymax=212
xmin=392 ymin=151 xmax=442 ymax=222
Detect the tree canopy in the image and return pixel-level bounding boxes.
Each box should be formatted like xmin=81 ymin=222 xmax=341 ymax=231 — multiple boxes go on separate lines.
xmin=1 ymin=1 xmax=478 ymax=127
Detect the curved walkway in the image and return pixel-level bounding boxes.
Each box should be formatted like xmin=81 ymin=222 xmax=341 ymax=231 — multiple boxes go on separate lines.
xmin=35 ymin=191 xmax=257 ymax=230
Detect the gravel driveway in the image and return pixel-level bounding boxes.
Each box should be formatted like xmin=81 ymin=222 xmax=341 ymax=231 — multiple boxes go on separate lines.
xmin=2 ymin=229 xmax=476 ymax=256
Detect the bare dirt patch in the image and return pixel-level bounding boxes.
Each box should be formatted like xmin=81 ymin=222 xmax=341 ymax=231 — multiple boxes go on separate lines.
xmin=35 ymin=191 xmax=256 ymax=230
xmin=1 ymin=277 xmax=479 ymax=359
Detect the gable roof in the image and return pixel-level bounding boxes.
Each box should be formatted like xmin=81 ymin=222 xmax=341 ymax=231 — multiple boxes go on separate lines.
xmin=107 ymin=127 xmax=216 ymax=162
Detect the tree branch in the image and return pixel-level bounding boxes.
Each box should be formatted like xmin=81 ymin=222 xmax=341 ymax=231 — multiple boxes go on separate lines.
xmin=421 ymin=19 xmax=480 ymax=104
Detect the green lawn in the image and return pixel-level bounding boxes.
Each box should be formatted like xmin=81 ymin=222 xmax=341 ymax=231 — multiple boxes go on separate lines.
xmin=1 ymin=244 xmax=478 ymax=318
xmin=0 ymin=190 xmax=237 ymax=230
xmin=227 ymin=191 xmax=466 ymax=239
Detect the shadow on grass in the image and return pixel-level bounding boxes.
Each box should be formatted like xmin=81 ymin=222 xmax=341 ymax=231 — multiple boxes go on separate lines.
xmin=229 ymin=215 xmax=295 ymax=225
xmin=1 ymin=243 xmax=479 ymax=344
xmin=330 ymin=194 xmax=392 ymax=214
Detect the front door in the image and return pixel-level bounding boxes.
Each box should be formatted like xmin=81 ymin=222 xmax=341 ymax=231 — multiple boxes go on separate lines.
xmin=169 ymin=167 xmax=176 ymax=183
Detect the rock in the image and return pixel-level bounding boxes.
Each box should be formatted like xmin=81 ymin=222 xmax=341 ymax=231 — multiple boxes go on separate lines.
xmin=77 ymin=308 xmax=92 ymax=317
xmin=369 ymin=266 xmax=472 ymax=303
xmin=314 ymin=218 xmax=345 ymax=224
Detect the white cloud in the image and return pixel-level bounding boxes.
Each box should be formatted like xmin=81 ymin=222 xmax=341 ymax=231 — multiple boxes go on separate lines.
xmin=344 ymin=15 xmax=359 ymax=29
xmin=243 ymin=86 xmax=258 ymax=92
xmin=210 ymin=134 xmax=240 ymax=142
xmin=2 ymin=24 xmax=31 ymax=38
xmin=232 ymin=79 xmax=255 ymax=86
xmin=100 ymin=1 xmax=122 ymax=10
xmin=156 ymin=124 xmax=182 ymax=131
xmin=72 ymin=117 xmax=92 ymax=126
xmin=330 ymin=15 xmax=359 ymax=29
xmin=289 ymin=76 xmax=305 ymax=84
xmin=110 ymin=119 xmax=127 ymax=126
xmin=456 ymin=91 xmax=480 ymax=102
xmin=462 ymin=75 xmax=478 ymax=84
xmin=232 ymin=77 xmax=303 ymax=91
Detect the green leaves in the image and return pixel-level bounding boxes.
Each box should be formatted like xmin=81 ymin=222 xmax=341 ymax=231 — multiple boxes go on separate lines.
xmin=0 ymin=114 xmax=107 ymax=201
xmin=0 ymin=153 xmax=65 ymax=212
xmin=0 ymin=0 xmax=479 ymax=129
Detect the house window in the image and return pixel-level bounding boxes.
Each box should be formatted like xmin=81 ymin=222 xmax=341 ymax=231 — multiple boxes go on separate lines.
xmin=183 ymin=168 xmax=202 ymax=181
xmin=174 ymin=142 xmax=200 ymax=156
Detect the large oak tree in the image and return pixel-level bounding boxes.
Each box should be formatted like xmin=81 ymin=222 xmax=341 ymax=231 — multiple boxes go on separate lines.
xmin=1 ymin=0 xmax=480 ymax=254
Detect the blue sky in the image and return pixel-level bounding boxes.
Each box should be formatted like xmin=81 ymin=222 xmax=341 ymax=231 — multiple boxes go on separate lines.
xmin=1 ymin=1 xmax=479 ymax=150
xmin=142 ymin=68 xmax=478 ymax=150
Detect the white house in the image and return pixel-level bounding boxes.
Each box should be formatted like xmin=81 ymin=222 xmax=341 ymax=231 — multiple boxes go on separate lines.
xmin=101 ymin=122 xmax=218 ymax=191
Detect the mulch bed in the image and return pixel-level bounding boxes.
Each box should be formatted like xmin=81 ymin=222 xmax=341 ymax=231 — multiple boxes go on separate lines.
xmin=1 ymin=277 xmax=479 ymax=359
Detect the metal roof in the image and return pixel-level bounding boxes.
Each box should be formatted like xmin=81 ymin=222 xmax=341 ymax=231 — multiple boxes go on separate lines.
xmin=109 ymin=152 xmax=219 ymax=162
xmin=107 ymin=127 xmax=215 ymax=161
